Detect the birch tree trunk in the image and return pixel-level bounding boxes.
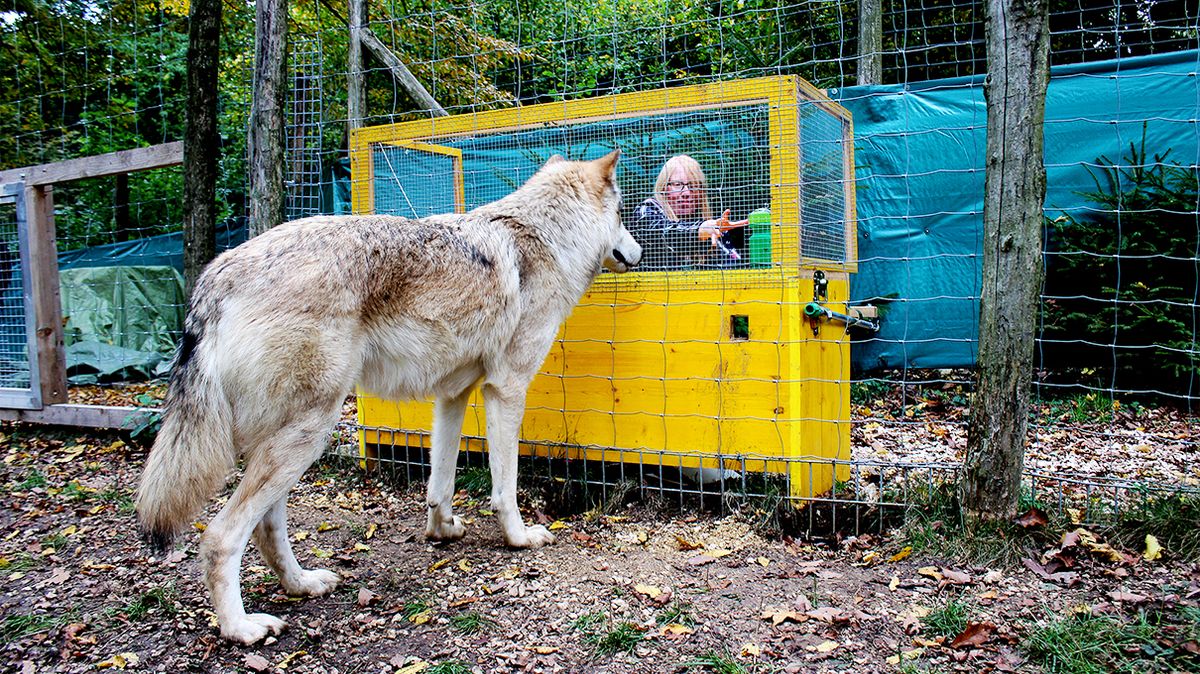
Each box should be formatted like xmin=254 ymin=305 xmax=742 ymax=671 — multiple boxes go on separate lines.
xmin=247 ymin=0 xmax=288 ymax=238
xmin=961 ymin=0 xmax=1050 ymax=519
xmin=182 ymin=0 xmax=221 ymax=297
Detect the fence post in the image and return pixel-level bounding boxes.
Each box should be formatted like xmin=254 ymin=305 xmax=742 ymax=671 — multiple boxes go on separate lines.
xmin=962 ymin=0 xmax=1050 ymax=520
xmin=348 ymin=0 xmax=366 ymax=131
xmin=25 ymin=185 xmax=67 ymax=405
xmin=857 ymin=0 xmax=883 ymax=86
xmin=247 ymin=0 xmax=288 ymax=238
xmin=183 ymin=0 xmax=221 ymax=297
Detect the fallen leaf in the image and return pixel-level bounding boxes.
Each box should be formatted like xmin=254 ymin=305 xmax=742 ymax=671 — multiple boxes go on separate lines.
xmin=917 ymin=566 xmax=943 ymax=581
xmin=756 ymin=557 xmax=771 ymax=567
xmin=886 ymin=647 xmax=924 ymax=665
xmin=950 ymin=621 xmax=996 ymax=649
xmin=409 ymin=610 xmax=432 ymax=625
xmin=806 ymin=606 xmax=852 ymax=624
xmin=394 ymin=660 xmax=429 ymax=674
xmin=96 ymin=653 xmax=139 ymax=669
xmin=316 ymin=522 xmax=339 ymax=532
xmin=634 ymin=583 xmax=664 ymax=600
xmin=293 ymin=531 xmax=309 ymax=541
xmin=1109 ymin=590 xmax=1147 ymax=603
xmin=888 ymin=576 xmax=900 ymax=592
xmin=457 ymin=559 xmax=472 ymax=572
xmin=659 ymin=623 xmax=694 ymax=636
xmin=815 ymin=640 xmax=839 ymax=653
xmin=1144 ymin=535 xmax=1162 ymax=561
xmin=940 ymin=568 xmax=972 ymax=585
xmin=889 ymin=546 xmax=912 ymax=563
xmin=675 ymin=535 xmax=703 ymax=551
xmin=761 ymin=607 xmax=808 ymax=625
xmin=428 ymin=558 xmax=450 ymax=572
xmin=1014 ymin=508 xmax=1049 ymax=529
xmin=528 ymin=646 xmax=559 ymax=654
xmin=244 ymin=653 xmax=271 ymax=672
xmin=364 ymin=523 xmax=377 ymax=539
xmin=276 ymin=650 xmax=306 ymax=669
xmin=357 ymin=588 xmax=378 ymax=607
xmin=740 ymin=644 xmax=761 ymax=657
xmin=353 ymin=543 xmax=370 ymax=552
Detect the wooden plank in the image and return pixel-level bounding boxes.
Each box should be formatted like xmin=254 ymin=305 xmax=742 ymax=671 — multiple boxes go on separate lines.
xmin=0 ymin=404 xmax=157 ymax=430
xmin=25 ymin=185 xmax=67 ymax=404
xmin=359 ymin=30 xmax=448 ymax=117
xmin=0 ymin=142 xmax=183 ymax=187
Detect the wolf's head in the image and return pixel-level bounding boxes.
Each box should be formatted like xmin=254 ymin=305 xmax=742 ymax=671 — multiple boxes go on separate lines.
xmin=538 ymin=150 xmax=642 ymax=274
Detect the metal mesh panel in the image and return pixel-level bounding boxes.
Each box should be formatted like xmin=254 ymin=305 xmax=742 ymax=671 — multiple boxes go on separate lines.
xmin=0 ymin=200 xmax=29 ymax=390
xmin=800 ymin=100 xmax=850 ymax=262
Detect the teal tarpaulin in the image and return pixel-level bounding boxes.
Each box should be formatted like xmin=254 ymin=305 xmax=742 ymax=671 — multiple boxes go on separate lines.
xmin=834 ymin=49 xmax=1200 ymax=370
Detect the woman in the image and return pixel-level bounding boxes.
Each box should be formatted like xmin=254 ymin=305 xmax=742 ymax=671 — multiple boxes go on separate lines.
xmin=634 ymin=155 xmax=744 ymax=269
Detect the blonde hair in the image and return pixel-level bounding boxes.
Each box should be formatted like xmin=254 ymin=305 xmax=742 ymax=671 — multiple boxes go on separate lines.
xmin=653 ymin=155 xmax=713 ymax=221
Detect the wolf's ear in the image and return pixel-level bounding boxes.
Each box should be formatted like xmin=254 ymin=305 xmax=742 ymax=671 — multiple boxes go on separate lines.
xmin=594 ymin=148 xmax=621 ymax=178
xmin=544 ymin=154 xmax=566 ymax=166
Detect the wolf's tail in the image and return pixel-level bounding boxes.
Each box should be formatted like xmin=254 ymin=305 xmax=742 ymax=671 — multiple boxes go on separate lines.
xmin=134 ymin=328 xmax=235 ymax=551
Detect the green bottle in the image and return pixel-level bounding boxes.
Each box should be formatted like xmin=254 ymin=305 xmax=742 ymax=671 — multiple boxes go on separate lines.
xmin=747 ymin=208 xmax=772 ymax=268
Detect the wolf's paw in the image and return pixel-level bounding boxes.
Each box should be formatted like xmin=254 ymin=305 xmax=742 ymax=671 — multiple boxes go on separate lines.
xmin=425 ymin=514 xmax=466 ymax=542
xmin=283 ymin=568 xmax=340 ymax=597
xmin=222 ymin=612 xmax=286 ymax=644
xmin=504 ymin=524 xmax=556 ymax=549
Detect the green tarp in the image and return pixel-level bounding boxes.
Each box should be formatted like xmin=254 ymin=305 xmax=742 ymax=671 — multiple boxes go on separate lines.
xmin=834 ymin=49 xmax=1200 ymax=370
xmin=60 ymin=265 xmax=185 ymax=383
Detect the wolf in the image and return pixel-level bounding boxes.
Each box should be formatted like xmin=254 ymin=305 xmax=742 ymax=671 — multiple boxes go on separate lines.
xmin=134 ymin=150 xmax=640 ymax=644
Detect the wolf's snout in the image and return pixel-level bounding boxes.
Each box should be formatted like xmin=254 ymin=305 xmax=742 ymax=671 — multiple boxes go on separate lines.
xmin=612 ymin=248 xmax=629 ymax=266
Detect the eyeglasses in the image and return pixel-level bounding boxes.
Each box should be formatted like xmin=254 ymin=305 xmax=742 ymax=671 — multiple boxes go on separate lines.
xmin=666 ymin=180 xmax=700 ymax=192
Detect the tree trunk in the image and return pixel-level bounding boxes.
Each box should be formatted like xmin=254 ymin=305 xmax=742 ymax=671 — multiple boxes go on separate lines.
xmin=113 ymin=173 xmax=130 ymax=243
xmin=961 ymin=0 xmax=1050 ymax=520
xmin=247 ymin=0 xmax=288 ymax=238
xmin=182 ymin=0 xmax=221 ymax=298
xmin=857 ymin=0 xmax=883 ymax=86
xmin=347 ymin=0 xmax=366 ymax=131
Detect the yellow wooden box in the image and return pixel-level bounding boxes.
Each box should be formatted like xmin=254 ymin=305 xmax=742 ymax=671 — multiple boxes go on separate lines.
xmin=351 ymin=75 xmax=856 ymax=499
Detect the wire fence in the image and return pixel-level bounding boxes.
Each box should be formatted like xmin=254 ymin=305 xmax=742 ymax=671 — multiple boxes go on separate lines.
xmin=0 ymin=0 xmax=1197 ymax=520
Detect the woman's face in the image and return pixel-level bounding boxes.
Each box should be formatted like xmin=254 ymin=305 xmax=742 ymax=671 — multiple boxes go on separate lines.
xmin=664 ymin=166 xmax=701 ymax=219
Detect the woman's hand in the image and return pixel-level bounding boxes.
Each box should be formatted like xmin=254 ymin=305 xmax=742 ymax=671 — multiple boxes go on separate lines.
xmin=697 ymin=209 xmax=748 ymax=245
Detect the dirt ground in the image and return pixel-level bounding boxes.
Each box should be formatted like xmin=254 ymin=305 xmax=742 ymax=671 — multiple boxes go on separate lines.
xmin=2 ymin=418 xmax=1198 ymax=674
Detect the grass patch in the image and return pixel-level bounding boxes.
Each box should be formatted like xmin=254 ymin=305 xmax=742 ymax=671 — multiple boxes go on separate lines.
xmin=1108 ymin=492 xmax=1200 ymax=562
xmin=426 ymin=662 xmax=473 ymax=674
xmin=656 ymin=600 xmax=697 ymax=627
xmin=401 ymin=598 xmax=434 ymax=621
xmin=1022 ymin=612 xmax=1167 ymax=674
xmin=98 ymin=486 xmax=135 ymax=513
xmin=570 ymin=611 xmax=644 ymax=655
xmin=122 ymin=586 xmax=179 ymax=620
xmin=682 ymin=650 xmax=758 ymax=673
xmin=15 ymin=469 xmax=46 ymax=491
xmin=455 ymin=466 xmax=492 ymax=497
xmin=1 ymin=553 xmax=42 ymax=572
xmin=449 ymin=611 xmax=495 ymax=635
xmin=923 ymin=599 xmax=972 ymax=638
xmin=1 ymin=613 xmax=69 ymax=644
xmin=896 ymin=483 xmax=1057 ymax=567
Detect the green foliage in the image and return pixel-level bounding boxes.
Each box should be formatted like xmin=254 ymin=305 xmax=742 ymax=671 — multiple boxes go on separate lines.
xmin=682 ymin=650 xmax=754 ymax=673
xmin=426 ymin=662 xmax=474 ymax=674
xmin=122 ymin=585 xmax=179 ymax=620
xmin=570 ymin=611 xmax=644 ymax=655
xmin=1 ymin=613 xmax=68 ymax=644
xmin=922 ymin=600 xmax=971 ymax=639
xmin=1022 ymin=612 xmax=1164 ymax=674
xmin=449 ymin=611 xmax=496 ymax=635
xmin=1042 ymin=124 xmax=1200 ymax=399
xmin=456 ymin=466 xmax=492 ymax=496
xmin=16 ymin=469 xmax=47 ymax=491
xmin=655 ymin=600 xmax=696 ymax=627
xmin=1110 ymin=491 xmax=1200 ymax=562
xmin=850 ymin=378 xmax=892 ymax=404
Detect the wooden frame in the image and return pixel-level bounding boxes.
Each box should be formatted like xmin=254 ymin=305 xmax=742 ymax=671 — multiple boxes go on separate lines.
xmin=0 ymin=142 xmax=183 ymax=424
xmin=0 ymin=182 xmax=41 ymax=409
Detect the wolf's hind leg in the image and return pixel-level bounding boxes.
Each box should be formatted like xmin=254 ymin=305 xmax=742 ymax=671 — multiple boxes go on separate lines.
xmin=254 ymin=496 xmax=340 ymax=597
xmin=200 ymin=409 xmax=334 ymax=645
xmin=426 ymin=388 xmax=472 ymax=541
xmin=482 ymin=382 xmax=554 ymax=548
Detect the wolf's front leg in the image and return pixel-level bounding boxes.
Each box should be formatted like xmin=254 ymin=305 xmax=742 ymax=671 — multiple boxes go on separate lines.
xmin=253 ymin=497 xmax=340 ymax=597
xmin=426 ymin=389 xmax=472 ymax=541
xmin=201 ymin=507 xmax=286 ymax=645
xmin=482 ymin=383 xmax=554 ymax=548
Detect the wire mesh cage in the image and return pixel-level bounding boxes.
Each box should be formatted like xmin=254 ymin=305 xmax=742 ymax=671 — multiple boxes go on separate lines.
xmin=352 ymin=75 xmax=861 ymax=500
